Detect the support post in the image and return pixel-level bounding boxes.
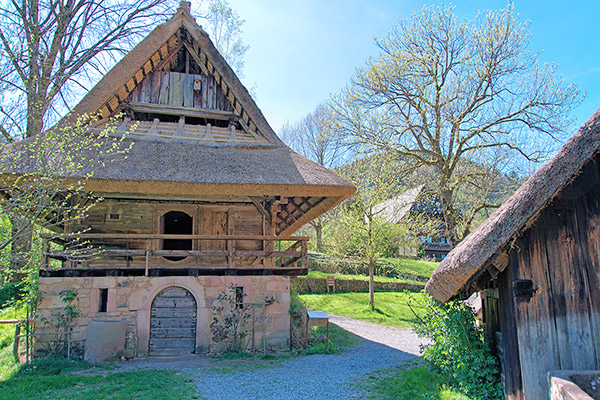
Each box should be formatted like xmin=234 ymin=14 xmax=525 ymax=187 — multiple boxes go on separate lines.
xmin=145 ymin=239 xmax=152 ymax=276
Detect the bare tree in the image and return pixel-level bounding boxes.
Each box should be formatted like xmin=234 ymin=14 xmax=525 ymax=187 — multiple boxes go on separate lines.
xmin=199 ymin=0 xmax=249 ymax=76
xmin=280 ymin=103 xmax=347 ymax=252
xmin=332 ymin=5 xmax=581 ymax=247
xmin=0 ymin=0 xmax=173 ymax=142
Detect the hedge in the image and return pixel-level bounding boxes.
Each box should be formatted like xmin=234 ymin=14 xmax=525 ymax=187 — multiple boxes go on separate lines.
xmin=290 ymin=276 xmax=424 ymax=294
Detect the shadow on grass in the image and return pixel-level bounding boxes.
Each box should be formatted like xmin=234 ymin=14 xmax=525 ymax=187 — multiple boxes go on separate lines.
xmin=0 ymin=356 xmax=198 ymax=400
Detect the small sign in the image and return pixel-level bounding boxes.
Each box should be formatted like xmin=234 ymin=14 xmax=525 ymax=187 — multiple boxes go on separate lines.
xmin=194 ymin=79 xmax=202 ymax=91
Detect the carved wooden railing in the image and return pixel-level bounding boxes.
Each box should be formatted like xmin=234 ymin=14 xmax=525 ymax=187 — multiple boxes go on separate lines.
xmin=40 ymin=234 xmax=308 ymax=275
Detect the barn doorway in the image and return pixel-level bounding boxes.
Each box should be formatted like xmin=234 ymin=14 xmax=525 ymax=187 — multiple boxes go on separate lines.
xmin=162 ymin=211 xmax=193 ymax=261
xmin=149 ymin=287 xmax=197 ymax=356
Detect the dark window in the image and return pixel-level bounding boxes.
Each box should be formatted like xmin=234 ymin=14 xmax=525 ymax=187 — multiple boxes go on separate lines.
xmin=109 ymin=213 xmax=120 ymax=220
xmin=162 ymin=211 xmax=193 ymax=261
xmin=98 ymin=288 xmax=108 ymax=313
xmin=235 ymin=286 xmax=244 ymax=309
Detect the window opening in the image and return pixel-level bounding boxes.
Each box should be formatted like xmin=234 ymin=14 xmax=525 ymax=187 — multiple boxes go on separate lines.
xmin=98 ymin=288 xmax=108 ymax=313
xmin=235 ymin=286 xmax=245 ymax=309
xmin=162 ymin=211 xmax=193 ymax=261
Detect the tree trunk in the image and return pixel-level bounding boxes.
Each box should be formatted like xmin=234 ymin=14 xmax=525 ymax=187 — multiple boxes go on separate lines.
xmin=438 ymin=180 xmax=460 ymax=248
xmin=315 ymin=223 xmax=323 ymax=253
xmin=368 ymin=258 xmax=375 ymax=311
xmin=9 ymin=216 xmax=32 ymax=282
xmin=310 ymin=218 xmax=324 ymax=253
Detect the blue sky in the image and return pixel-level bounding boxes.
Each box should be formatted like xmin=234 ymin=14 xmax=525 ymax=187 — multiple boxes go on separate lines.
xmin=225 ymin=0 xmax=600 ymax=137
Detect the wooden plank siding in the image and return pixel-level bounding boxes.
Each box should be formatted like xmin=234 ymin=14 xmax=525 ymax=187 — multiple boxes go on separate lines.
xmin=129 ymin=71 xmax=233 ymax=112
xmin=69 ymin=201 xmax=264 ymax=269
xmin=498 ymin=155 xmax=600 ymax=399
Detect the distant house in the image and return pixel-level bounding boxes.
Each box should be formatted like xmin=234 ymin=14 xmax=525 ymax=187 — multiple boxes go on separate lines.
xmin=3 ymin=2 xmax=354 ymax=358
xmin=374 ymin=185 xmax=451 ymax=260
xmin=426 ymin=110 xmax=600 ymax=399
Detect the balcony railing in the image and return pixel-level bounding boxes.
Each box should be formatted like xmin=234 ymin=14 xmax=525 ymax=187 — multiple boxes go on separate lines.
xmin=40 ymin=234 xmax=308 ymax=276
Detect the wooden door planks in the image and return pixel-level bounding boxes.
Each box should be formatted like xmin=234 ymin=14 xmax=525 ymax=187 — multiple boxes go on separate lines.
xmin=149 ymin=287 xmax=196 ymax=356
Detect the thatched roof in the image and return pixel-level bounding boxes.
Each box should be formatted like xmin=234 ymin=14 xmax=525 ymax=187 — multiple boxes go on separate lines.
xmin=374 ymin=185 xmax=443 ymax=224
xmin=426 ymin=109 xmax=600 ymax=302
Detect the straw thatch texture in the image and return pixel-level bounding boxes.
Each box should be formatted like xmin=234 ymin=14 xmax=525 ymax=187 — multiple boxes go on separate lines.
xmin=4 ymin=134 xmax=354 ymax=190
xmin=426 ymin=108 xmax=600 ymax=302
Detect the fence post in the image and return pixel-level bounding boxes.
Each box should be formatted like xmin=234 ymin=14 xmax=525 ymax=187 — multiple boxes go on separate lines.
xmin=13 ymin=323 xmax=20 ymax=359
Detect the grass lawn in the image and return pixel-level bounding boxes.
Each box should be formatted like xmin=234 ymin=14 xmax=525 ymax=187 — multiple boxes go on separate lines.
xmin=298 ymin=291 xmax=425 ymax=329
xmin=356 ymin=365 xmax=472 ymax=400
xmin=381 ymin=258 xmax=439 ymax=279
xmin=0 ymin=306 xmax=198 ymax=400
xmin=306 ymin=270 xmax=424 ymax=286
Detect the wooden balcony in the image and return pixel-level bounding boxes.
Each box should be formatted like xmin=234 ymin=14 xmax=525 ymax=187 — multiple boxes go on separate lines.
xmin=39 ymin=234 xmax=308 ymax=278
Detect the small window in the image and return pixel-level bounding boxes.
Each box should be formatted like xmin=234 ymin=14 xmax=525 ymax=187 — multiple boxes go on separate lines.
xmin=109 ymin=213 xmax=120 ymax=220
xmin=441 ymin=237 xmax=448 ymax=244
xmin=98 ymin=288 xmax=108 ymax=313
xmin=235 ymin=286 xmax=244 ymax=309
xmin=427 ymin=237 xmax=433 ymax=243
xmin=441 ymin=254 xmax=446 ymax=259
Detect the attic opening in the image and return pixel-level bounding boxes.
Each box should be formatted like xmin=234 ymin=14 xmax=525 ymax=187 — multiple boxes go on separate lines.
xmin=161 ymin=211 xmax=193 ymax=261
xmin=131 ymin=112 xmax=236 ymax=128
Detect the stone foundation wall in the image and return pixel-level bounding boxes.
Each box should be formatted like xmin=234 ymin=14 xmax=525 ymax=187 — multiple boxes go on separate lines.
xmin=37 ymin=275 xmax=290 ymax=358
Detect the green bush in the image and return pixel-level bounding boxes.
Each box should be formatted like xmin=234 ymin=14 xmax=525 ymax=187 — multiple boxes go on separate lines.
xmin=0 ymin=282 xmax=25 ymax=309
xmin=413 ymin=294 xmax=503 ymax=400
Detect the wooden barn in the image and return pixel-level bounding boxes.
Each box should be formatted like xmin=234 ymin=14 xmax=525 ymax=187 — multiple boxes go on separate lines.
xmin=5 ymin=2 xmax=354 ymax=358
xmin=426 ymin=110 xmax=600 ymax=399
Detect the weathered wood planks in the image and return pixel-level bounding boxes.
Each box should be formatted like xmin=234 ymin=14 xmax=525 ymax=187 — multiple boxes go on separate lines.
xmin=129 ymin=71 xmax=233 ymax=112
xmin=149 ymin=287 xmax=196 ymax=356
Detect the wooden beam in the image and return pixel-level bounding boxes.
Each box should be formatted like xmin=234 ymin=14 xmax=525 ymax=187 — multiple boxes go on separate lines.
xmin=182 ymin=42 xmax=210 ymax=75
xmin=249 ymin=196 xmax=271 ymax=225
xmin=128 ymin=102 xmax=237 ymax=121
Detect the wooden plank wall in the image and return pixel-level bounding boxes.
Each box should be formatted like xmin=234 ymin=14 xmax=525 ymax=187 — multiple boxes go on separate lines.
xmin=70 ymin=200 xmax=264 ymax=268
xmin=507 ymin=156 xmax=600 ymax=399
xmin=129 ymin=71 xmax=233 ymax=111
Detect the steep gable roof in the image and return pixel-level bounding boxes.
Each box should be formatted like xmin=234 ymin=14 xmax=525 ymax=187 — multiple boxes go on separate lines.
xmin=426 ymin=108 xmax=600 ymax=302
xmin=68 ymin=2 xmax=281 ymax=145
xmin=374 ymin=185 xmax=443 ymax=224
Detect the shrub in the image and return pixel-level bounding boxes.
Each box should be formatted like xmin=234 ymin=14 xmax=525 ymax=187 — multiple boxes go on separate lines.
xmin=413 ymin=293 xmax=503 ymax=400
xmin=0 ymin=282 xmax=25 ymax=309
xmin=288 ymin=287 xmax=306 ymax=349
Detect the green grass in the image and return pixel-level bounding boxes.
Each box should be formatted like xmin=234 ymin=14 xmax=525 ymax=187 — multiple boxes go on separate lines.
xmin=298 ymin=291 xmax=425 ymax=328
xmin=0 ymin=305 xmax=198 ymax=399
xmin=381 ymin=258 xmax=439 ymax=279
xmin=306 ymin=270 xmax=424 ymax=286
xmin=356 ymin=365 xmax=473 ymax=400
xmin=0 ymin=363 xmax=198 ymax=400
xmin=302 ymin=323 xmax=362 ymax=354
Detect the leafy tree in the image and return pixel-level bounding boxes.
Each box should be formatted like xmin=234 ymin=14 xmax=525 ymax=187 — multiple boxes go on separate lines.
xmin=329 ymin=153 xmax=401 ymax=310
xmin=280 ymin=104 xmax=347 ymax=252
xmin=332 ymin=4 xmax=581 ymax=247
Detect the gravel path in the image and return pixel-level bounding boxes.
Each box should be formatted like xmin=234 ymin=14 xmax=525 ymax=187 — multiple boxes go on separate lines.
xmin=116 ymin=316 xmax=426 ymax=399
xmin=192 ymin=316 xmax=425 ymax=400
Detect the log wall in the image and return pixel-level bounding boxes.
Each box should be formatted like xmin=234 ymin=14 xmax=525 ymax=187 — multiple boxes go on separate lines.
xmin=496 ymin=155 xmax=600 ymax=399
xmin=69 ymin=200 xmax=266 ymax=268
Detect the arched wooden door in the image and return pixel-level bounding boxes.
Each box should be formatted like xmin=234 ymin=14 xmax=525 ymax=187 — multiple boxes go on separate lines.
xmin=149 ymin=287 xmax=197 ymax=356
